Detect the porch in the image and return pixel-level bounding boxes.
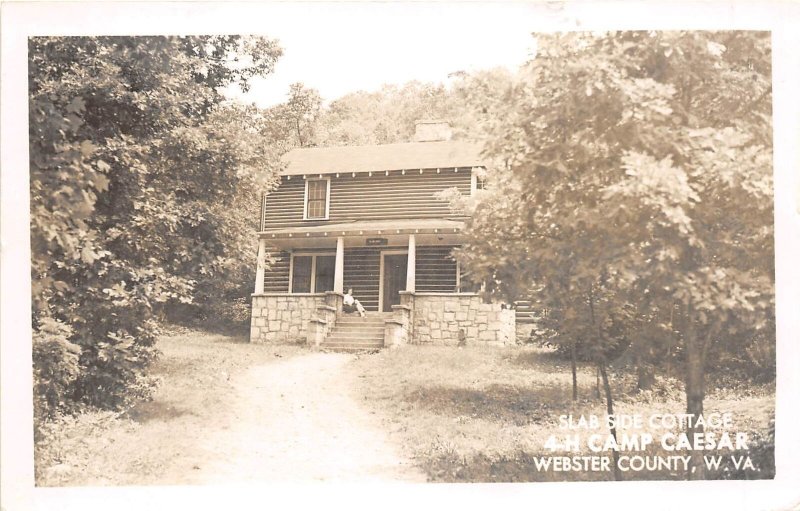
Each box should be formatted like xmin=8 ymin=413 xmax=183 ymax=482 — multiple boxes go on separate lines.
xmin=249 ymin=219 xmax=515 ymax=347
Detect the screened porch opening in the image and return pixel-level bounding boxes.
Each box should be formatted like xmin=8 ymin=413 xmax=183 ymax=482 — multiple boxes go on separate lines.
xmin=259 ymin=243 xmax=473 ymax=311
xmin=290 ymin=253 xmax=335 ymax=293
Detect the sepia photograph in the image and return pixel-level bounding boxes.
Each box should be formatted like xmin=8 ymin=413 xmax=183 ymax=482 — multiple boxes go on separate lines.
xmin=2 ymin=1 xmax=800 ymax=510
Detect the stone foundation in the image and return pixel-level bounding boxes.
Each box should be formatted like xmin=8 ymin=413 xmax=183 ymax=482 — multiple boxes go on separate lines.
xmin=251 ymin=292 xmax=516 ymax=346
xmin=411 ymin=293 xmax=515 ymax=346
xmin=250 ymin=293 xmax=324 ymax=343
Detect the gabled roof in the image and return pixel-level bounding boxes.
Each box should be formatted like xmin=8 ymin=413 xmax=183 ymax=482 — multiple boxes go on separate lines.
xmin=282 ymin=140 xmax=484 ymax=176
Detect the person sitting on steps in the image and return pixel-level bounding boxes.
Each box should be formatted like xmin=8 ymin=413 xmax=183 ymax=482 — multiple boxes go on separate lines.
xmin=342 ymin=288 xmax=366 ymax=317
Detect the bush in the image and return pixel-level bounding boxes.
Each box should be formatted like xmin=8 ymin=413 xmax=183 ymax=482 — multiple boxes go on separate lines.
xmin=622 ymin=375 xmax=685 ymax=404
xmin=71 ymin=321 xmax=161 ymax=411
xmin=717 ymin=415 xmax=774 ymax=480
xmin=32 ymin=318 xmax=82 ymax=420
xmin=744 ymin=333 xmax=776 ymax=383
xmin=706 ymin=324 xmax=776 ymax=384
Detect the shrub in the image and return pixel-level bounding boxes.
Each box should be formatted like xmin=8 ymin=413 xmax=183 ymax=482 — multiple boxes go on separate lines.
xmin=718 ymin=415 xmax=774 ymax=480
xmin=72 ymin=322 xmax=161 ymax=411
xmin=744 ymin=333 xmax=776 ymax=383
xmin=32 ymin=318 xmax=82 ymax=420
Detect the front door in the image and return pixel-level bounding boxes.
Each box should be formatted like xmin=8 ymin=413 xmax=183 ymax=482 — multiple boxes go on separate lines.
xmin=382 ymin=254 xmax=407 ymax=312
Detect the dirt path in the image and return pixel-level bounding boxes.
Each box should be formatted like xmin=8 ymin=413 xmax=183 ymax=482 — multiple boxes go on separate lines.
xmin=184 ymin=352 xmax=426 ymax=484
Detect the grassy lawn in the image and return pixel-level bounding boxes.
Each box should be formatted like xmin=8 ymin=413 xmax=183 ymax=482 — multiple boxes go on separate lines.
xmin=35 ymin=330 xmax=306 ymax=486
xmin=346 ymin=345 xmax=775 ymax=482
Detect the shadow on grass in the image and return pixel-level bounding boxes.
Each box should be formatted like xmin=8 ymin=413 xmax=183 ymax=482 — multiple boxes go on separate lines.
xmin=206 ymin=333 xmax=250 ymax=345
xmin=125 ymin=400 xmax=195 ymax=424
xmin=507 ymin=349 xmax=571 ymax=370
xmin=160 ymin=320 xmax=250 ymax=339
xmin=405 ymin=383 xmax=574 ymax=426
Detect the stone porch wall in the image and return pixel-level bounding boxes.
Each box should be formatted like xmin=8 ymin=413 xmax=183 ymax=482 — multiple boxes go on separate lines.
xmin=251 ymin=293 xmax=324 ymax=343
xmin=411 ymin=293 xmax=515 ymax=346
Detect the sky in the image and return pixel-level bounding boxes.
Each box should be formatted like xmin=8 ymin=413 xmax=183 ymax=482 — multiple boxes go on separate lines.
xmin=222 ymin=3 xmax=540 ymax=108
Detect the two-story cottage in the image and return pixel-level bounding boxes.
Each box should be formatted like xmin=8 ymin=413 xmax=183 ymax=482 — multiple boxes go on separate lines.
xmin=250 ymin=121 xmax=515 ymax=350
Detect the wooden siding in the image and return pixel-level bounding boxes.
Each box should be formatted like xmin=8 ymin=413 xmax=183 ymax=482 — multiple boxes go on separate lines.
xmin=343 ymin=246 xmax=385 ymax=311
xmin=263 ymin=250 xmax=290 ymax=292
xmin=417 ymin=245 xmax=458 ymax=293
xmin=262 ymin=168 xmax=473 ymax=229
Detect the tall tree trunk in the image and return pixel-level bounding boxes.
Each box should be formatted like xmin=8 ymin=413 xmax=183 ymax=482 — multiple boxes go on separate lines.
xmin=588 ymin=286 xmax=601 ymax=401
xmin=666 ymin=302 xmax=678 ymax=377
xmin=570 ymin=342 xmax=578 ymax=401
xmin=595 ymin=367 xmax=601 ymax=399
xmin=684 ymin=299 xmax=706 ymax=480
xmin=637 ymin=362 xmax=655 ymax=391
xmin=599 ymin=363 xmax=622 ymax=481
xmin=295 ymin=119 xmax=304 ymax=147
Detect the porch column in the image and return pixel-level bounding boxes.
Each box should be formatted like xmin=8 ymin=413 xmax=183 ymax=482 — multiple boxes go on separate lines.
xmin=254 ymin=238 xmax=266 ymax=294
xmin=406 ymin=234 xmax=416 ymax=292
xmin=334 ymin=236 xmax=344 ymax=294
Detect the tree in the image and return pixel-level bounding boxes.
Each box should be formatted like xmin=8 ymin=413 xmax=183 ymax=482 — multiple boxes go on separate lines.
xmin=452 ymin=31 xmax=773 ymax=479
xmin=315 ymin=81 xmax=464 ymax=146
xmin=29 ymin=36 xmax=283 ymax=415
xmin=263 ymin=83 xmax=322 ymax=148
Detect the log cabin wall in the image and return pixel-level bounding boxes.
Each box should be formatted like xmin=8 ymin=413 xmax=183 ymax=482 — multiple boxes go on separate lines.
xmin=342 ymin=246 xmax=383 ymax=311
xmin=263 ymin=250 xmax=290 ymax=292
xmin=261 ymin=168 xmax=472 ymax=230
xmin=416 ymin=245 xmax=458 ymax=293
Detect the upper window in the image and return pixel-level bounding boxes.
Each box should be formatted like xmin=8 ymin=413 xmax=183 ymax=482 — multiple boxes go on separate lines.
xmin=470 ymin=168 xmax=488 ymax=194
xmin=304 ymin=178 xmax=330 ymax=220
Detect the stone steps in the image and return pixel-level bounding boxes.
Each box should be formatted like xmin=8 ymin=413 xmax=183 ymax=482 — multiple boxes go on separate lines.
xmin=325 ymin=333 xmax=384 ymax=341
xmin=320 ymin=312 xmax=388 ymax=352
xmin=321 ymin=345 xmax=383 ymax=353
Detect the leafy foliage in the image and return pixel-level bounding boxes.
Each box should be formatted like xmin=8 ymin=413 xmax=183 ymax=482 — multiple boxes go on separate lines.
xmin=449 ymin=32 xmax=774 ymax=468
xmin=32 ymin=318 xmax=81 ymax=419
xmin=29 ymin=36 xmax=283 ymax=415
xmin=262 ymin=83 xmax=322 ymax=148
xmin=314 ymin=81 xmax=468 ymax=146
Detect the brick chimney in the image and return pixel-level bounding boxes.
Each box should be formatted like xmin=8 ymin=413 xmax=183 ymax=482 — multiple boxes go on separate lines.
xmin=413 ymin=120 xmax=453 ymax=142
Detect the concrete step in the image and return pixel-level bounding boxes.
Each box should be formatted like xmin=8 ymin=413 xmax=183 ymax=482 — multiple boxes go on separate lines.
xmin=330 ymin=324 xmax=383 ymax=330
xmin=325 ymin=333 xmax=384 ymax=340
xmin=323 ymin=339 xmax=384 ymax=347
xmin=335 ymin=317 xmax=386 ymax=324
xmin=322 ymin=337 xmax=383 ymax=344
xmin=327 ymin=335 xmax=383 ymax=341
xmin=333 ymin=321 xmax=385 ymax=326
xmin=320 ymin=343 xmax=383 ymax=351
xmin=332 ymin=329 xmax=384 ymax=335
xmin=322 ymin=312 xmax=390 ymax=352
xmin=328 ymin=327 xmax=384 ymax=333
xmin=329 ymin=326 xmax=384 ymax=334
xmin=322 ymin=346 xmax=383 ymax=353
xmin=325 ymin=336 xmax=384 ymax=344
xmin=326 ymin=330 xmax=384 ymax=336
xmin=334 ymin=321 xmax=388 ymax=325
xmin=340 ymin=312 xmax=390 ymax=317
xmin=339 ymin=313 xmax=391 ymax=317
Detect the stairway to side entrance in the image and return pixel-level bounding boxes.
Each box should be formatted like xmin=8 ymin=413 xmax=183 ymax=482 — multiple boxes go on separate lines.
xmin=320 ymin=312 xmax=392 ymax=353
